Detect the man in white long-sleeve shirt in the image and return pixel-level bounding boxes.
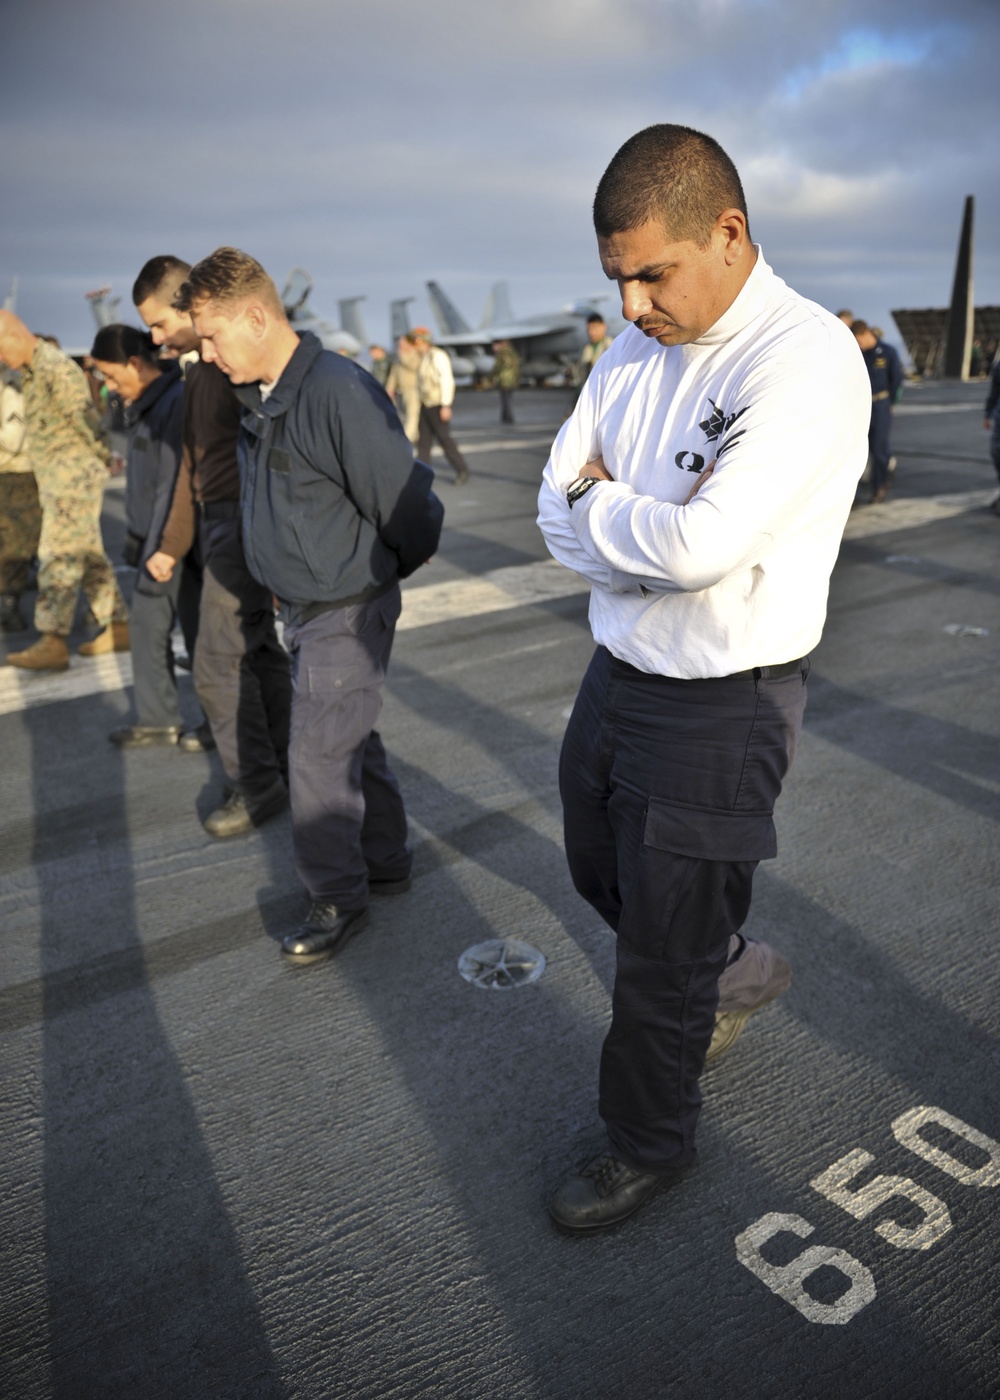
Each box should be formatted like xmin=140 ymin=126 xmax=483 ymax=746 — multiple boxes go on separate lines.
xmin=537 ymin=124 xmax=870 ymax=1234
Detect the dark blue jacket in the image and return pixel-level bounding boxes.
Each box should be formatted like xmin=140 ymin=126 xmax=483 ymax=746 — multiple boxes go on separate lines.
xmin=235 ymin=332 xmax=443 ymax=614
xmin=123 ymin=362 xmax=185 ymax=597
xmin=863 ymin=339 xmax=903 ymax=402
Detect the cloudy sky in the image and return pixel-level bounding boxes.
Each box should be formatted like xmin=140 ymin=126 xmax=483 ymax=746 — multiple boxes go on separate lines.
xmin=3 ymin=0 xmax=998 ymax=355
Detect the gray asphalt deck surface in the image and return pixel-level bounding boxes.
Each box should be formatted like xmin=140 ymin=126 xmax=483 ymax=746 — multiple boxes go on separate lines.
xmin=2 ymin=380 xmax=998 ymax=1399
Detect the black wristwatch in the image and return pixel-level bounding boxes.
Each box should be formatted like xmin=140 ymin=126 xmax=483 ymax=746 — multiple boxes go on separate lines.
xmin=567 ymin=475 xmax=602 ymax=508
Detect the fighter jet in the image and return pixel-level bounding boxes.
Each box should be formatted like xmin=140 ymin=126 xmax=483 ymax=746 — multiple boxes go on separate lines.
xmin=423 ymin=280 xmax=625 ymax=381
xmin=280 ymin=269 xmax=366 ymax=357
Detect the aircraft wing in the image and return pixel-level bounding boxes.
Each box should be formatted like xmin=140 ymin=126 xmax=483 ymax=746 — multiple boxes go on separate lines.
xmin=433 ymin=318 xmax=574 ymax=348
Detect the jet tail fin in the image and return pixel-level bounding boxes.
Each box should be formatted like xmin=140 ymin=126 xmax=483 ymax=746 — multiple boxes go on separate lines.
xmin=426 ymin=281 xmax=471 ymax=336
xmin=338 ymin=296 xmax=368 ymax=346
xmin=3 ymin=276 xmax=18 ymax=314
xmin=480 ymin=281 xmax=513 ymax=329
xmin=86 ymin=286 xmax=121 ymax=329
xmin=281 ymin=269 xmax=312 ymax=316
xmin=390 ymin=297 xmax=415 ymax=341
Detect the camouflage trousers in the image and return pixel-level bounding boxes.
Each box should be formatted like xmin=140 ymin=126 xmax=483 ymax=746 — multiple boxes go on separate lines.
xmin=34 ymin=479 xmax=128 ymax=636
xmin=0 ymin=471 xmax=42 ymax=595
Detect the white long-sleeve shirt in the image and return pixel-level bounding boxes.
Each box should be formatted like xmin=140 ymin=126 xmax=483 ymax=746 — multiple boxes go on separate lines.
xmin=537 ymin=250 xmax=871 ymax=679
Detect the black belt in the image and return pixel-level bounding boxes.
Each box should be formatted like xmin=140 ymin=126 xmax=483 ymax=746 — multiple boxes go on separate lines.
xmin=291 ymin=575 xmax=396 ymax=624
xmin=199 ymin=500 xmax=240 ymax=520
xmin=609 ymin=651 xmax=808 ymax=683
xmin=730 ymin=657 xmax=808 ymax=681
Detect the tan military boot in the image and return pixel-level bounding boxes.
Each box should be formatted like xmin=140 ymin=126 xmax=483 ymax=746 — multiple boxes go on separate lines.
xmin=6 ymin=633 xmax=70 ymax=671
xmin=78 ymin=621 xmax=131 ymax=656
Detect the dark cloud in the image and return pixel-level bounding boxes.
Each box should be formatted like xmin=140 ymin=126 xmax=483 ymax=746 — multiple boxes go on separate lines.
xmin=2 ymin=0 xmax=997 ymax=350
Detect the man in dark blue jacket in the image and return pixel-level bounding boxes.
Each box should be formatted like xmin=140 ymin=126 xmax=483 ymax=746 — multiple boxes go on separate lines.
xmin=852 ymin=320 xmax=903 ymax=503
xmin=177 ymin=248 xmax=444 ymax=965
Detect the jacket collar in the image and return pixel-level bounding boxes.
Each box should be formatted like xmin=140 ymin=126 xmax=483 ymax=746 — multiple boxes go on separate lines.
xmin=123 ymin=359 xmax=182 ymax=427
xmin=235 ymin=331 xmax=323 ymax=419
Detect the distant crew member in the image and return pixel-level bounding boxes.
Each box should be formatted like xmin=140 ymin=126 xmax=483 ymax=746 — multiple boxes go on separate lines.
xmin=835 ymin=309 xmax=854 ymax=326
xmin=577 ymin=313 xmax=614 ymax=387
xmin=984 ymin=354 xmax=1000 ymax=515
xmin=492 ymin=339 xmax=521 ymax=424
xmin=176 ymin=248 xmax=443 ymax=965
xmin=134 ymin=256 xmax=291 ymax=834
xmin=0 ymin=365 xmax=40 ymax=633
xmin=0 ymin=309 xmax=129 ymax=671
xmin=89 ymin=324 xmax=204 ymax=748
xmin=852 ymin=319 xmax=903 ymax=504
xmin=412 ymin=326 xmax=470 ymax=483
xmin=385 ymin=334 xmax=422 ymax=444
xmin=537 ymin=123 xmax=870 ymax=1236
xmin=368 ymin=344 xmax=392 ymax=389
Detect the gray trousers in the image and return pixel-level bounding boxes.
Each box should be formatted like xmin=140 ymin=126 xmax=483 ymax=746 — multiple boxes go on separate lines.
xmin=131 ymin=591 xmax=182 ymax=728
xmin=194 ymin=515 xmax=291 ymax=798
xmin=283 ymin=585 xmax=410 ymax=906
xmin=130 ymin=558 xmax=202 ymax=729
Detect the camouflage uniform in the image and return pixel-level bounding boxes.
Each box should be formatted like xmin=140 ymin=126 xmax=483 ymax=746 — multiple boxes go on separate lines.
xmin=577 ymin=332 xmax=613 ymax=386
xmin=20 ymin=339 xmax=127 ymax=636
xmin=0 ymin=370 xmax=41 ymax=597
xmin=492 ymin=343 xmax=521 ymax=424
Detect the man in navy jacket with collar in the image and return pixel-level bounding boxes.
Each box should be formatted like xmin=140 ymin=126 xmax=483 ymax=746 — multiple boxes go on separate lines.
xmin=177 ymin=247 xmax=443 ymax=964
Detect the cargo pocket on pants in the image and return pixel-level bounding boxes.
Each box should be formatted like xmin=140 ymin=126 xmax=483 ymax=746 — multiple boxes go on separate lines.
xmin=617 ymin=796 xmax=777 ymax=964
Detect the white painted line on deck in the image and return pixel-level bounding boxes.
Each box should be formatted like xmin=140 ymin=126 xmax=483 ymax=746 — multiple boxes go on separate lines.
xmin=894 ymin=404 xmax=981 ymax=415
xmin=460 ymin=435 xmax=555 ymax=454
xmin=842 ymin=489 xmax=995 ymax=539
xmin=398 ymin=559 xmax=584 ymax=631
xmin=0 ymin=560 xmax=587 ymax=715
xmin=0 ymin=654 xmax=134 ymax=717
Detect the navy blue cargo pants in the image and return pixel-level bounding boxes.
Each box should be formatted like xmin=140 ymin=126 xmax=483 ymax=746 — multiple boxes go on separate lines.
xmin=282 ymin=584 xmax=411 ymax=908
xmin=560 ymin=646 xmax=808 ymax=1173
xmin=869 ymin=399 xmax=893 ymax=495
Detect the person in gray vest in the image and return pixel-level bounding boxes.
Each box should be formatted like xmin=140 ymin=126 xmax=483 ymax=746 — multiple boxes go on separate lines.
xmin=176 ymin=248 xmax=443 ymax=964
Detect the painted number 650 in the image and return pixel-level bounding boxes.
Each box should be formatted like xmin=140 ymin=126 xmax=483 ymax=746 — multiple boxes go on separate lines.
xmin=735 ymin=1106 xmax=1000 ymax=1324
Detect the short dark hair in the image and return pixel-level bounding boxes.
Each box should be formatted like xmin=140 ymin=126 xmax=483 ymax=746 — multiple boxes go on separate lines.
xmin=174 ymin=247 xmax=283 ymax=316
xmin=593 ymin=124 xmax=748 ymax=247
xmin=91 ymin=323 xmax=158 ymax=364
xmin=850 ymin=319 xmax=870 ymax=337
xmin=586 ymin=313 xmax=606 ymax=325
xmin=132 ymin=256 xmax=191 ymax=308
